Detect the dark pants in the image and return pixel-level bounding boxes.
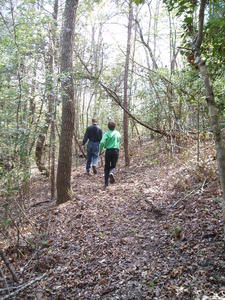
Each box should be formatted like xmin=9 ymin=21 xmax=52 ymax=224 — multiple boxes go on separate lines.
xmin=104 ymin=148 xmax=119 ymax=186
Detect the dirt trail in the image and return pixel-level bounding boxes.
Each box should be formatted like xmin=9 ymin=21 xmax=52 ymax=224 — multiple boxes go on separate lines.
xmin=2 ymin=149 xmax=225 ymax=299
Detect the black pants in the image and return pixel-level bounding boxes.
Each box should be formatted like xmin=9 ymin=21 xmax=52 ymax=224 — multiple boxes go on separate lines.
xmin=104 ymin=148 xmax=119 ymax=186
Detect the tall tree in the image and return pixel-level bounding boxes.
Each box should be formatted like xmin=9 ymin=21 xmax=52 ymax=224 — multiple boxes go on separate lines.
xmin=123 ymin=0 xmax=133 ymax=166
xmin=192 ymin=0 xmax=225 ymax=239
xmin=50 ymin=0 xmax=59 ymax=200
xmin=56 ymin=0 xmax=79 ymax=205
xmin=164 ymin=0 xmax=225 ymax=239
xmin=35 ymin=0 xmax=59 ymax=179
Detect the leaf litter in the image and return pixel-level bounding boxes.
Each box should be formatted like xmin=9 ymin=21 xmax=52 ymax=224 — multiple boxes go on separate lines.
xmin=1 ymin=139 xmax=225 ymax=299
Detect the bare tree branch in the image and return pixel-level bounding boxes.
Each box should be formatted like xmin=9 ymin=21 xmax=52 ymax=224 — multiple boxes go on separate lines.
xmin=1 ymin=274 xmax=46 ymax=300
xmin=75 ymin=51 xmax=169 ymax=137
xmin=135 ymin=19 xmax=158 ymax=69
xmin=0 ymin=250 xmax=19 ymax=283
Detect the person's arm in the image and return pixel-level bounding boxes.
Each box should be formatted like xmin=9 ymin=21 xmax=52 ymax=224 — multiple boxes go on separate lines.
xmin=99 ymin=132 xmax=107 ymax=153
xmin=82 ymin=128 xmax=89 ymax=145
xmin=98 ymin=128 xmax=103 ymax=142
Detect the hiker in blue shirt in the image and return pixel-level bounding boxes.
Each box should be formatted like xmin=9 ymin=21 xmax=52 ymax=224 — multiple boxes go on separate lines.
xmin=82 ymin=118 xmax=102 ymax=175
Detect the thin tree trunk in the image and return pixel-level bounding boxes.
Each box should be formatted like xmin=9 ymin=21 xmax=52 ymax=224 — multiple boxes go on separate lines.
xmin=135 ymin=19 xmax=158 ymax=70
xmin=124 ymin=0 xmax=133 ymax=167
xmin=86 ymin=93 xmax=94 ymax=129
xmin=35 ymin=51 xmax=54 ymax=177
xmin=153 ymin=0 xmax=160 ymax=59
xmin=35 ymin=131 xmax=49 ymax=177
xmin=197 ymin=97 xmax=200 ymax=162
xmin=50 ymin=105 xmax=56 ymax=199
xmin=50 ymin=0 xmax=58 ymax=200
xmin=73 ymin=88 xmax=79 ymax=166
xmin=28 ymin=96 xmax=45 ymax=155
xmin=56 ymin=0 xmax=78 ymax=204
xmin=29 ymin=67 xmax=37 ymax=126
xmin=9 ymin=0 xmax=24 ymax=159
xmin=193 ymin=0 xmax=225 ymax=240
xmin=81 ymin=87 xmax=85 ymax=133
xmin=129 ymin=7 xmax=137 ymax=132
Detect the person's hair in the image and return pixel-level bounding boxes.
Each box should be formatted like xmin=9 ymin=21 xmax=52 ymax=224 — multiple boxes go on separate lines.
xmin=92 ymin=118 xmax=97 ymax=124
xmin=108 ymin=121 xmax=116 ymax=130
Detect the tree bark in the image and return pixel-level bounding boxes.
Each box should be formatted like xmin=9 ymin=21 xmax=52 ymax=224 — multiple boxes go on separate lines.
xmin=193 ymin=0 xmax=225 ymax=239
xmin=56 ymin=0 xmax=78 ymax=205
xmin=123 ymin=0 xmax=133 ymax=167
xmin=35 ymin=132 xmax=49 ymax=177
xmin=50 ymin=0 xmax=58 ymax=200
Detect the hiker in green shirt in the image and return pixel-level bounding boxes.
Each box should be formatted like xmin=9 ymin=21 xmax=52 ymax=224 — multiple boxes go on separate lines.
xmin=99 ymin=121 xmax=121 ymax=188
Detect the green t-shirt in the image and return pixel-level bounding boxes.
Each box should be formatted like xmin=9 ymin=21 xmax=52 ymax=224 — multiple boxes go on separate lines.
xmin=99 ymin=129 xmax=121 ymax=152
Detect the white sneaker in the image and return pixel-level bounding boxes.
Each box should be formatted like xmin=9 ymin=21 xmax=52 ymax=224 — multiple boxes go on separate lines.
xmin=109 ymin=173 xmax=115 ymax=183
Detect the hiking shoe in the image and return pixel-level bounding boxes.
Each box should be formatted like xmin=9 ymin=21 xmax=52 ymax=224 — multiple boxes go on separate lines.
xmin=109 ymin=173 xmax=115 ymax=184
xmin=92 ymin=166 xmax=97 ymax=174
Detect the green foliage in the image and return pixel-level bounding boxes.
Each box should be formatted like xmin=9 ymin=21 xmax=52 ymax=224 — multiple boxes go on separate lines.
xmin=172 ymin=225 xmax=183 ymax=239
xmin=133 ymin=0 xmax=145 ymax=5
xmin=203 ymin=13 xmax=225 ymax=73
xmin=162 ymin=0 xmax=225 ymax=122
xmin=166 ymin=0 xmax=225 ymax=76
xmin=0 ymin=166 xmax=30 ymax=197
xmin=165 ymin=0 xmax=197 ymax=15
xmin=0 ymin=0 xmax=58 ymax=231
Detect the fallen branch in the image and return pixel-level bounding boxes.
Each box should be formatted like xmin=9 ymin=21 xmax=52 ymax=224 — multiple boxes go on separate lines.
xmin=169 ymin=179 xmax=207 ymax=209
xmin=31 ymin=200 xmax=51 ymax=208
xmin=1 ymin=273 xmax=46 ymax=300
xmin=75 ymin=52 xmax=169 ymax=137
xmin=20 ymin=250 xmax=39 ymax=274
xmin=0 ymin=267 xmax=10 ymax=294
xmin=169 ymin=189 xmax=196 ymax=209
xmin=99 ymin=82 xmax=169 ymax=137
xmin=200 ymin=178 xmax=207 ymax=195
xmin=0 ymin=250 xmax=19 ymax=283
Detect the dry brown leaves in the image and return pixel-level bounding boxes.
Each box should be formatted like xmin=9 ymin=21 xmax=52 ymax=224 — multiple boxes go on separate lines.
xmin=1 ymin=139 xmax=225 ymax=299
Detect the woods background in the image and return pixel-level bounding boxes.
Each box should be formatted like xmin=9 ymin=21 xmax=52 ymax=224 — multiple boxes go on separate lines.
xmin=0 ymin=0 xmax=225 ymax=298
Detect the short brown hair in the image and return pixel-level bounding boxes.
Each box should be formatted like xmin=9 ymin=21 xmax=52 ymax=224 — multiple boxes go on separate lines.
xmin=92 ymin=118 xmax=97 ymax=124
xmin=108 ymin=121 xmax=116 ymax=130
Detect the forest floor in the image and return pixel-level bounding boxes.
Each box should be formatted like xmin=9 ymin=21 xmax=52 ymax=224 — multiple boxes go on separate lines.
xmin=1 ymin=139 xmax=225 ymax=299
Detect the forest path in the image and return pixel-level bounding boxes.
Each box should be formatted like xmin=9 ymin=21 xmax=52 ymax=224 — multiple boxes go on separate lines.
xmin=45 ymin=162 xmax=165 ymax=299
xmin=8 ymin=145 xmax=224 ymax=299
xmin=31 ymin=152 xmax=224 ymax=299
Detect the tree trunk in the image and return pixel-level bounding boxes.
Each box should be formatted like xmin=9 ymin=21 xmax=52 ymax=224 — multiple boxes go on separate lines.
xmin=35 ymin=40 xmax=54 ymax=177
xmin=123 ymin=0 xmax=133 ymax=167
xmin=50 ymin=0 xmax=58 ymax=200
xmin=194 ymin=0 xmax=225 ymax=240
xmin=198 ymin=59 xmax=225 ymax=234
xmin=35 ymin=132 xmax=49 ymax=177
xmin=86 ymin=93 xmax=94 ymax=129
xmin=56 ymin=0 xmax=78 ymax=205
